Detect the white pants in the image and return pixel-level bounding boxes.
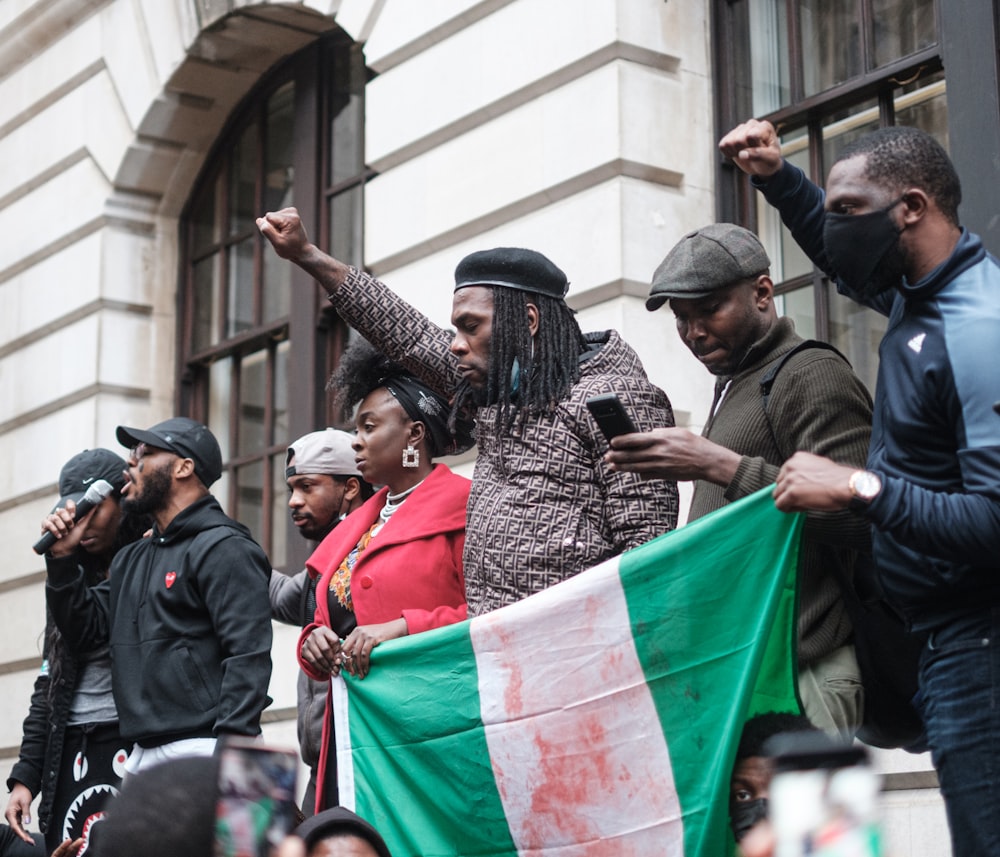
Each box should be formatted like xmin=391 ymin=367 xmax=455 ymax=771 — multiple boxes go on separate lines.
xmin=123 ymin=737 xmax=218 ymax=779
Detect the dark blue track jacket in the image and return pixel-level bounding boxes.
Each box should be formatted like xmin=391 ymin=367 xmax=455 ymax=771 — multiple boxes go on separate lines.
xmin=756 ymin=162 xmax=1000 ymax=632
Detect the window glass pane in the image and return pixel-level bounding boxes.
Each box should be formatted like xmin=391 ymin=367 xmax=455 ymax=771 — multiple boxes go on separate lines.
xmin=192 ymin=254 xmax=220 ymax=351
xmin=235 ymin=460 xmax=265 ymax=544
xmin=239 ymin=350 xmax=268 ymax=456
xmin=264 ymin=82 xmax=295 ymax=213
xmin=329 ymin=43 xmax=366 ymax=185
xmin=828 ymin=288 xmax=887 ymax=394
xmin=749 ymin=0 xmax=791 ymax=114
xmin=191 ymin=173 xmax=220 ymax=256
xmin=270 ymin=454 xmax=288 ymax=570
xmin=895 ymin=72 xmax=948 ymax=149
xmin=262 ymin=241 xmax=291 ymax=322
xmin=756 ymin=129 xmax=813 ymax=284
xmin=274 ymin=340 xmax=290 ymax=446
xmin=181 ymin=36 xmax=363 ymax=560
xmin=209 ymin=358 xmax=233 ymax=463
xmin=871 ymin=0 xmax=937 ymax=68
xmin=226 ymin=238 xmax=255 ymax=337
xmin=775 ymin=286 xmax=817 ymax=339
xmin=261 ymin=83 xmax=295 ymax=324
xmin=328 ymin=185 xmax=363 ymax=267
xmin=799 ymin=0 xmax=863 ymax=97
xmin=821 ymin=99 xmax=880 ymax=175
xmin=229 ymin=121 xmax=258 ymax=237
xmin=214 ymin=469 xmax=232 ymax=516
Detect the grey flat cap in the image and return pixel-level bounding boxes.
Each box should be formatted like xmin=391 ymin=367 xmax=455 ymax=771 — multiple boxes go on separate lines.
xmin=646 ymin=223 xmax=770 ymax=310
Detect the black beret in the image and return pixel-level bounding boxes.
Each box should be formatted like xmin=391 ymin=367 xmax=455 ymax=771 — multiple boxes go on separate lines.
xmin=454 ymin=247 xmax=569 ymax=299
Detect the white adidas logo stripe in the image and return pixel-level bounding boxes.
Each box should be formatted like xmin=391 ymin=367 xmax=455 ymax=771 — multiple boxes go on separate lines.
xmin=908 ymin=332 xmax=926 ymax=353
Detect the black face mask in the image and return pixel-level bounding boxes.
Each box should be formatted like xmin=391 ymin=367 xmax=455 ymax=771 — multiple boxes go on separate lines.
xmin=823 ymin=199 xmax=905 ymax=299
xmin=730 ymin=797 xmax=769 ymax=842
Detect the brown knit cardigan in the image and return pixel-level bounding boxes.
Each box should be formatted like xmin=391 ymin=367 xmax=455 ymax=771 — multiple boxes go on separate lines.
xmin=689 ymin=317 xmax=873 ymax=664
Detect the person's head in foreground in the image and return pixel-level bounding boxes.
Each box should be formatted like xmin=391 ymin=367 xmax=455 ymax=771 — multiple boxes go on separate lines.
xmin=730 ymin=711 xmax=818 ymax=846
xmin=294 ymin=807 xmax=393 ymax=857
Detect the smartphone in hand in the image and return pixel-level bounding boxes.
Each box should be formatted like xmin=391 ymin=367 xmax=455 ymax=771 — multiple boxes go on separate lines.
xmin=767 ymin=732 xmax=884 ymax=857
xmin=214 ymin=738 xmax=299 ymax=857
xmin=586 ymin=394 xmax=638 ymax=442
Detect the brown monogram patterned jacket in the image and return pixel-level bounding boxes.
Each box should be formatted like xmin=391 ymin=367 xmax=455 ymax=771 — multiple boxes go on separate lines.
xmin=330 ymin=268 xmax=679 ymax=615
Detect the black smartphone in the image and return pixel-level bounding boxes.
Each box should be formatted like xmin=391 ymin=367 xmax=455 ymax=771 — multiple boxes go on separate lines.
xmin=766 ymin=732 xmax=884 ymax=857
xmin=214 ymin=738 xmax=299 ymax=857
xmin=586 ymin=393 xmax=638 ymax=442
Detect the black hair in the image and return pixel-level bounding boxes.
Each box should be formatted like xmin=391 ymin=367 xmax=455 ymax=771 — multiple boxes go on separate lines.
xmin=91 ymin=755 xmax=218 ymax=857
xmin=334 ymin=473 xmax=376 ymax=503
xmin=328 ymin=338 xmax=406 ymax=419
xmin=451 ymin=287 xmax=587 ymax=432
xmin=736 ymin=711 xmax=817 ymax=761
xmin=836 ymin=125 xmax=962 ymax=226
xmin=329 ymin=337 xmax=473 ymax=459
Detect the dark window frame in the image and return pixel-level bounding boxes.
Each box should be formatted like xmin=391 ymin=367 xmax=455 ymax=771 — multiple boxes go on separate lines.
xmin=176 ymin=29 xmax=367 ymax=571
xmin=712 ymin=0 xmax=944 ymax=349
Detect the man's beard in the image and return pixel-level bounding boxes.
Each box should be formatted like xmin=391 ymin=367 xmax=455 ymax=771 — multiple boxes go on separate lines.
xmin=858 ymin=238 xmax=908 ymax=302
xmin=122 ymin=460 xmax=174 ymax=517
xmin=297 ymin=512 xmax=340 ymax=543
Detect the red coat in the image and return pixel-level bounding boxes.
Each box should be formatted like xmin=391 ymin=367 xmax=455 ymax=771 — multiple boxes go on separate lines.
xmin=296 ymin=463 xmax=470 ymax=810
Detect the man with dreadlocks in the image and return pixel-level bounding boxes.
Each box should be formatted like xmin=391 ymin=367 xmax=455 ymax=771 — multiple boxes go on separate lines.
xmin=258 ymin=208 xmax=678 ymax=615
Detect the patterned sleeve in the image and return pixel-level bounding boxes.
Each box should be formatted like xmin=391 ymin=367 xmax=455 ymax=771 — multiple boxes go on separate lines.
xmin=330 ymin=268 xmax=459 ymax=397
xmin=573 ymin=373 xmax=680 ymax=552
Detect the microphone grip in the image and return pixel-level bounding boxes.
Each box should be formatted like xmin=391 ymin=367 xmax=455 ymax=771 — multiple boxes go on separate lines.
xmin=33 ymin=495 xmax=102 ymax=555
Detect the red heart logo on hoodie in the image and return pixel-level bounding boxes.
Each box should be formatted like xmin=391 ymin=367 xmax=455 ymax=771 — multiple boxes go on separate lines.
xmin=165 ymin=572 xmax=176 ymax=589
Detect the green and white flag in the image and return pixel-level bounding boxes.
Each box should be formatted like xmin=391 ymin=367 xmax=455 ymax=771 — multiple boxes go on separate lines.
xmin=333 ymin=487 xmax=802 ymax=856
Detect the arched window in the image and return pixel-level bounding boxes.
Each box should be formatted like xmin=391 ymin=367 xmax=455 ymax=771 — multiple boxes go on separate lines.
xmin=714 ymin=0 xmax=943 ymax=392
xmin=178 ymin=31 xmax=368 ymax=570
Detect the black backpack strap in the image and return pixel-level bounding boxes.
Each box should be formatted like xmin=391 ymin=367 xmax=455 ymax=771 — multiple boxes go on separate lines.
xmin=759 ymin=339 xmax=849 ymax=410
xmin=759 ymin=339 xmax=850 ymax=458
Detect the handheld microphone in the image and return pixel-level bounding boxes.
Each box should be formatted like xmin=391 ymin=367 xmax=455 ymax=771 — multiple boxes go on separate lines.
xmin=33 ymin=479 xmax=115 ymax=555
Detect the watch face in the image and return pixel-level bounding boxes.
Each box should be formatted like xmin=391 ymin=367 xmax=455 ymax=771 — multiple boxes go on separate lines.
xmin=852 ymin=471 xmax=881 ymax=501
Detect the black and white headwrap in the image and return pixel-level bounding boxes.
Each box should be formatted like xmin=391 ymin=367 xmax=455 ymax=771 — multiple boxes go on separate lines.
xmin=382 ymin=373 xmax=475 ymax=457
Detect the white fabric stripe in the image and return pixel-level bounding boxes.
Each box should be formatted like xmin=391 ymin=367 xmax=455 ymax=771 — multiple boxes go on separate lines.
xmin=332 ymin=675 xmax=355 ymax=811
xmin=471 ymin=556 xmax=683 ymax=855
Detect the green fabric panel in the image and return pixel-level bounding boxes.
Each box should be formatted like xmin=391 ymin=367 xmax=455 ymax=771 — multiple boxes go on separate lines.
xmin=343 ymin=619 xmax=517 ymax=857
xmin=620 ymin=487 xmax=803 ymax=857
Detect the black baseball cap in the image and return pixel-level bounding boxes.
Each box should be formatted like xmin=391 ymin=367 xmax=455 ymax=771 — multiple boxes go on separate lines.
xmin=116 ymin=417 xmax=223 ymax=488
xmin=56 ymin=449 xmax=128 ymax=507
xmin=294 ymin=807 xmax=392 ymax=857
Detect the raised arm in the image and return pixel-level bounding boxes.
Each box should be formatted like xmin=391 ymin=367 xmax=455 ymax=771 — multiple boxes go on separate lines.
xmin=256 ymin=208 xmax=351 ymax=297
xmin=718 ymin=118 xmax=784 ymax=180
xmin=259 ymin=208 xmax=459 ymax=396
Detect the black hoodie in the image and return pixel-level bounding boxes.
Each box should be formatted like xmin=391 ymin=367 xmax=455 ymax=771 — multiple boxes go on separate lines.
xmin=46 ymin=495 xmax=273 ymax=745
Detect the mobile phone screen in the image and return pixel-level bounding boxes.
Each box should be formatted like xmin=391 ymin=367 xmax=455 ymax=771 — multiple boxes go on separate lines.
xmin=215 ymin=740 xmax=299 ymax=857
xmin=770 ymin=741 xmax=883 ymax=857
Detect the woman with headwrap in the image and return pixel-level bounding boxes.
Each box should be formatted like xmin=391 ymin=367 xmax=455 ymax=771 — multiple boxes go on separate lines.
xmin=297 ymin=340 xmax=475 ymax=811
